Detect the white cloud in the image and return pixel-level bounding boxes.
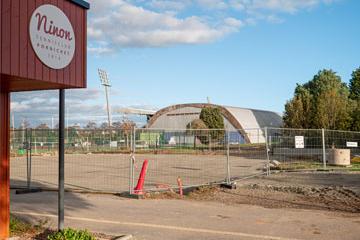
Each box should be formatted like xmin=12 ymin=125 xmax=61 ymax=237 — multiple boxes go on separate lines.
xmin=88 ymin=46 xmax=113 ymax=54
xmin=196 ymin=0 xmax=228 ymax=10
xmin=88 ymin=41 xmax=114 ymax=55
xmin=11 ymin=89 xmax=155 ymax=127
xmin=224 ymin=17 xmax=243 ymax=28
xmin=147 ymin=0 xmax=190 ymax=11
xmin=87 ymin=27 xmax=102 ymax=39
xmin=11 ymin=102 xmax=30 ymax=112
xmin=251 ymin=0 xmax=316 ymax=13
xmin=230 ymin=0 xmax=336 ymax=13
xmin=227 ymin=0 xmax=337 ymax=27
xmin=266 ymin=14 xmax=284 ymax=23
xmin=87 ymin=0 xmax=242 ymax=51
xmin=229 ymin=0 xmax=245 ymax=10
xmin=86 ymin=0 xmax=338 ymax=53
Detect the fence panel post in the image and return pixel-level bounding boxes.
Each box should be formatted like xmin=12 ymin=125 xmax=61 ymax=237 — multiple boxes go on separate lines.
xmin=226 ymin=130 xmax=231 ymax=184
xmin=129 ymin=154 xmax=134 ymax=194
xmin=322 ymin=128 xmax=326 ymax=170
xmin=26 ymin=128 xmax=30 ymax=189
xmin=129 ymin=127 xmax=136 ymax=194
xmin=265 ymin=127 xmax=270 ymax=176
xmin=29 ymin=129 xmax=32 ymax=190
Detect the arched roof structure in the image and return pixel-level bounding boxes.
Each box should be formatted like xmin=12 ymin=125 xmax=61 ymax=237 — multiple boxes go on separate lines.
xmin=147 ymin=103 xmax=282 ymax=143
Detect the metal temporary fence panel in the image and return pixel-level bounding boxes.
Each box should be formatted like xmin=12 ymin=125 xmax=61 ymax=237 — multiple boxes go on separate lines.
xmin=227 ymin=128 xmax=268 ymax=181
xmin=131 ymin=128 xmax=229 ymax=192
xmin=10 ymin=127 xmax=360 ymax=194
xmin=266 ymin=128 xmax=325 ymax=171
xmin=10 ymin=128 xmax=131 ymax=193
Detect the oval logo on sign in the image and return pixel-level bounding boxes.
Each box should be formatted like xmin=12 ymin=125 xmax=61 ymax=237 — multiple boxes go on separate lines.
xmin=29 ymin=4 xmax=75 ymax=70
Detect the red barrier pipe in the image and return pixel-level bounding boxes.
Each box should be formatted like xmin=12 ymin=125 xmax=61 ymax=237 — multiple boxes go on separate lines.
xmin=177 ymin=177 xmax=183 ymax=196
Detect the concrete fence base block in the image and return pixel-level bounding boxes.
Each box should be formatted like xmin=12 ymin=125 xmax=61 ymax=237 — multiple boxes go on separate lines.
xmin=220 ymin=182 xmax=237 ymax=190
xmin=112 ymin=234 xmax=133 ymax=240
xmin=15 ymin=188 xmax=42 ymax=195
xmin=130 ymin=194 xmax=145 ymax=200
xmin=270 ymin=160 xmax=281 ymax=167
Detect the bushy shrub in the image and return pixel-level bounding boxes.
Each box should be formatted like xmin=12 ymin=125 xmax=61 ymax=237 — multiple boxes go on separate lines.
xmin=186 ymin=119 xmax=209 ymax=144
xmin=186 ymin=119 xmax=207 ymax=130
xmin=47 ymin=228 xmax=96 ymax=240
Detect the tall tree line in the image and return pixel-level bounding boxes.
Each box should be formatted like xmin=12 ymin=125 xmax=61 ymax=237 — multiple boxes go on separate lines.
xmin=283 ymin=67 xmax=360 ymax=131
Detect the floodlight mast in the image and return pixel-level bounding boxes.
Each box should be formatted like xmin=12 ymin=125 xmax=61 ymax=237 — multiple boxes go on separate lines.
xmin=98 ymin=69 xmax=112 ymax=128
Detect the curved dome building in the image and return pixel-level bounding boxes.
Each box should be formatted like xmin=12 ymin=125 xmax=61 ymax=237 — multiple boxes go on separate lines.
xmin=146 ymin=103 xmax=282 ymax=144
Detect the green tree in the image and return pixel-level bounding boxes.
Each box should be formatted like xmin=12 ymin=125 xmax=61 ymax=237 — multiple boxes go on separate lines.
xmin=350 ymin=101 xmax=360 ymax=131
xmin=283 ymin=85 xmax=312 ymax=128
xmin=303 ymin=70 xmax=347 ymax=97
xmin=314 ymin=88 xmax=351 ymax=130
xmin=186 ymin=119 xmax=207 ymax=130
xmin=284 ymin=69 xmax=351 ymax=130
xmin=200 ymin=107 xmax=224 ymax=130
xmin=186 ymin=119 xmax=208 ymax=145
xmin=85 ymin=121 xmax=97 ymax=129
xmin=199 ymin=107 xmax=225 ymax=141
xmin=349 ymin=67 xmax=360 ymax=100
xmin=36 ymin=123 xmax=50 ymax=129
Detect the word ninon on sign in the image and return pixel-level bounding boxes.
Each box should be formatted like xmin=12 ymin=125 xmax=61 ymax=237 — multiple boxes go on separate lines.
xmin=36 ymin=13 xmax=73 ymax=41
xmin=29 ymin=4 xmax=76 ymax=70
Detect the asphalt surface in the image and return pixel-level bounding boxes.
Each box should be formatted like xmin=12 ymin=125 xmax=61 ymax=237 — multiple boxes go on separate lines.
xmin=11 ymin=190 xmax=360 ymax=240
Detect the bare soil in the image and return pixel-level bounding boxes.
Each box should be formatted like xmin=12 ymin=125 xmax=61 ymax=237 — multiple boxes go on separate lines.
xmin=146 ymin=172 xmax=360 ymax=214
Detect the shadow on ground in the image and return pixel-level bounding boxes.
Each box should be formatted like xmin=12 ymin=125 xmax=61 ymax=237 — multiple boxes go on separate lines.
xmin=11 ymin=179 xmax=94 ymax=227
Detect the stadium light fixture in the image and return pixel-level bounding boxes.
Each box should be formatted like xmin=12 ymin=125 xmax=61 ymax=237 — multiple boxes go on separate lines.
xmin=98 ymin=69 xmax=112 ymax=127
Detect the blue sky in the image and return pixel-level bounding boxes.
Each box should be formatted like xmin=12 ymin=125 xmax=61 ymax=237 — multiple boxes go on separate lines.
xmin=12 ymin=0 xmax=360 ymax=127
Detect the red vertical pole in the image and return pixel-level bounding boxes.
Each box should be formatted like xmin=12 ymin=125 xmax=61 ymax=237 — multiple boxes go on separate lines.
xmin=0 ymin=79 xmax=10 ymax=240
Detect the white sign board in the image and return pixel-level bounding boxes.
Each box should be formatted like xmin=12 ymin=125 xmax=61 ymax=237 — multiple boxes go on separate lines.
xmin=29 ymin=4 xmax=75 ymax=69
xmin=295 ymin=136 xmax=304 ymax=149
xmin=110 ymin=141 xmax=118 ymax=148
xmin=346 ymin=142 xmax=358 ymax=148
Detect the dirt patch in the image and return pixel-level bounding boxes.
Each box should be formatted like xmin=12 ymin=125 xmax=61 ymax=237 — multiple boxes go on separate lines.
xmin=199 ymin=185 xmax=359 ymax=213
xmin=145 ymin=172 xmax=360 ymax=214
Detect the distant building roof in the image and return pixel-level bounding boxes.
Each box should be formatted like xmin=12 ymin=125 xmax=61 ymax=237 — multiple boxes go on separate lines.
xmin=147 ymin=103 xmax=283 ymax=143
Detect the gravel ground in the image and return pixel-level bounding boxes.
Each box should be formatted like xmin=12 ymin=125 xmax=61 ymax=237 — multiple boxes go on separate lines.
xmin=10 ymin=153 xmax=265 ymax=193
xmin=146 ymin=172 xmax=360 ymax=214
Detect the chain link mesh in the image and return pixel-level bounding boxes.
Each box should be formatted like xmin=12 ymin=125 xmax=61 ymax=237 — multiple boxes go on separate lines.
xmin=10 ymin=128 xmax=360 ymax=193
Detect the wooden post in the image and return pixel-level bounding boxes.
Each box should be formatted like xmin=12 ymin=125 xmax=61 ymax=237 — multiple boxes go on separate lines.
xmin=0 ymin=80 xmax=10 ymax=239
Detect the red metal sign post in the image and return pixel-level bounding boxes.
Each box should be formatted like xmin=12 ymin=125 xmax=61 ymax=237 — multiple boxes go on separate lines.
xmin=0 ymin=83 xmax=10 ymax=239
xmin=0 ymin=1 xmax=89 ymax=239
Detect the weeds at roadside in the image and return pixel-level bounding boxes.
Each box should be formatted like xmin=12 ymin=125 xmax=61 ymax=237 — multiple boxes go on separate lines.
xmin=47 ymin=228 xmax=96 ymax=240
xmin=10 ymin=215 xmax=35 ymax=236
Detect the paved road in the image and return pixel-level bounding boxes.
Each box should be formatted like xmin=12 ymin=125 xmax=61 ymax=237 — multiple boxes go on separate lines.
xmin=11 ymin=190 xmax=360 ymax=240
